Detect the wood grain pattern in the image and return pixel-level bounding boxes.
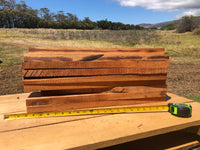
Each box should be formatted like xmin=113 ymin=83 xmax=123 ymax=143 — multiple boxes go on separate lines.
xmin=23 ymin=68 xmax=168 ymax=78
xmin=29 ymin=47 xmax=165 ymax=54
xmin=38 ymin=89 xmax=112 ymax=96
xmin=26 ymin=98 xmax=165 ymax=113
xmin=23 ymin=80 xmax=166 ymax=91
xmin=26 ymin=86 xmax=166 ymax=113
xmin=0 ymin=93 xmax=199 ymax=150
xmin=24 ymin=54 xmax=169 ymax=62
xmin=24 ymin=85 xmax=111 ymax=92
xmin=23 ymin=60 xmax=169 ymax=69
xmin=22 ymin=75 xmax=167 ymax=85
xmin=22 ymin=47 xmax=169 ymax=112
xmin=26 ymin=86 xmax=166 ymax=106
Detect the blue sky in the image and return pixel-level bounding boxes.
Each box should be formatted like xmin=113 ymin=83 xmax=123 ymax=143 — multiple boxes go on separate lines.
xmin=17 ymin=0 xmax=200 ymax=25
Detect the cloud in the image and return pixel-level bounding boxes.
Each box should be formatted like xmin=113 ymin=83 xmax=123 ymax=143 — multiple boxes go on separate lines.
xmin=116 ymin=0 xmax=200 ymax=17
xmin=177 ymin=9 xmax=200 ymax=18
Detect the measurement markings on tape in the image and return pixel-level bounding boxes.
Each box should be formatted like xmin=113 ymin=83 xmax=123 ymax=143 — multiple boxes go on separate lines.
xmin=4 ymin=105 xmax=169 ymax=120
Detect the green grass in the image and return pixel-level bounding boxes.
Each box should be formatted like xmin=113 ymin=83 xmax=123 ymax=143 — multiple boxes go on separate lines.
xmin=0 ymin=43 xmax=27 ymax=69
xmin=183 ymin=95 xmax=200 ymax=103
xmin=0 ymin=28 xmax=199 ymax=67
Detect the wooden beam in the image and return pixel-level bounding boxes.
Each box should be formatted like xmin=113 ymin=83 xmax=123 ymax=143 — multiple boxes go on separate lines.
xmin=23 ymin=80 xmax=166 ymax=92
xmin=22 ymin=75 xmax=167 ymax=85
xmin=39 ymin=88 xmax=113 ymax=95
xmin=166 ymin=141 xmax=200 ymax=150
xmin=26 ymin=86 xmax=166 ymax=106
xmin=29 ymin=47 xmax=165 ymax=55
xmin=26 ymin=86 xmax=166 ymax=113
xmin=27 ymin=98 xmax=165 ymax=113
xmin=23 ymin=68 xmax=168 ymax=78
xmin=23 ymin=54 xmax=169 ymax=62
xmin=22 ymin=60 xmax=169 ymax=69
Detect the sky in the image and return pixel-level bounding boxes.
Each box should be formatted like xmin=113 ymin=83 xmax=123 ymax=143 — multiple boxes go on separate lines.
xmin=16 ymin=0 xmax=200 ymax=25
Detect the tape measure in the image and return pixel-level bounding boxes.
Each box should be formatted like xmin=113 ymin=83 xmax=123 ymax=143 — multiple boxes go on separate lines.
xmin=4 ymin=103 xmax=192 ymax=120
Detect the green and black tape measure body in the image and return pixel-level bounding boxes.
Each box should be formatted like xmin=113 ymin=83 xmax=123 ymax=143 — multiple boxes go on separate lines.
xmin=168 ymin=103 xmax=192 ymax=118
xmin=4 ymin=103 xmax=192 ymax=120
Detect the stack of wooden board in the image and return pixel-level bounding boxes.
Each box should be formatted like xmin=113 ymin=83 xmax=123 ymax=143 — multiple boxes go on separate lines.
xmin=22 ymin=47 xmax=169 ymax=113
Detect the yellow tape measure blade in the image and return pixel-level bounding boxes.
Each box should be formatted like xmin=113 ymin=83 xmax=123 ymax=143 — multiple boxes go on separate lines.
xmin=4 ymin=105 xmax=169 ymax=120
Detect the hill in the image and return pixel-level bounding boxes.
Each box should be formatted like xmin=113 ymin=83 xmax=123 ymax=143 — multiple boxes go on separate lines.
xmin=138 ymin=20 xmax=176 ymax=29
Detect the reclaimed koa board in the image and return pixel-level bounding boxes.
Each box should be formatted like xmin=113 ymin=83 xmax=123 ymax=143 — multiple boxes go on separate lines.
xmin=22 ymin=47 xmax=169 ymax=113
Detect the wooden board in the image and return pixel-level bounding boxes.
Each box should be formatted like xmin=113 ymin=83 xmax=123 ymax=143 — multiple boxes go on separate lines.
xmin=23 ymin=68 xmax=168 ymax=78
xmin=0 ymin=93 xmax=199 ymax=150
xmin=29 ymin=47 xmax=165 ymax=55
xmin=24 ymin=54 xmax=169 ymax=62
xmin=23 ymin=60 xmax=169 ymax=69
xmin=22 ymin=75 xmax=167 ymax=85
xmin=26 ymin=98 xmax=165 ymax=113
xmin=23 ymin=81 xmax=166 ymax=91
xmin=26 ymin=86 xmax=166 ymax=113
xmin=22 ymin=74 xmax=167 ymax=92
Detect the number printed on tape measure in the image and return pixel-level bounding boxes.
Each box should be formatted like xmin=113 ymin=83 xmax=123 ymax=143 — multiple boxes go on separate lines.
xmin=4 ymin=105 xmax=169 ymax=120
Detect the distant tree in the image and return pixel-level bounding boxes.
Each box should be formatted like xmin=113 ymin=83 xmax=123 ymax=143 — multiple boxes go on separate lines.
xmin=66 ymin=13 xmax=79 ymax=29
xmin=135 ymin=25 xmax=143 ymax=30
xmin=97 ymin=19 xmax=112 ymax=29
xmin=160 ymin=24 xmax=176 ymax=30
xmin=110 ymin=22 xmax=125 ymax=30
xmin=39 ymin=8 xmax=54 ymax=21
xmin=53 ymin=11 xmax=68 ymax=28
xmin=0 ymin=0 xmax=8 ymax=9
xmin=80 ymin=17 xmax=96 ymax=29
xmin=176 ymin=16 xmax=200 ymax=33
xmin=54 ymin=11 xmax=67 ymax=22
xmin=0 ymin=0 xmax=143 ymax=30
xmin=6 ymin=0 xmax=16 ymax=9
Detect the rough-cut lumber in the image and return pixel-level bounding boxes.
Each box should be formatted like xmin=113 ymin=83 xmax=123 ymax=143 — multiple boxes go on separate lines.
xmin=24 ymin=54 xmax=169 ymax=62
xmin=24 ymin=85 xmax=112 ymax=92
xmin=23 ymin=68 xmax=168 ymax=78
xmin=26 ymin=86 xmax=166 ymax=106
xmin=23 ymin=60 xmax=169 ymax=69
xmin=22 ymin=75 xmax=167 ymax=85
xmin=166 ymin=141 xmax=200 ymax=150
xmin=26 ymin=86 xmax=166 ymax=113
xmin=40 ymin=88 xmax=112 ymax=95
xmin=23 ymin=80 xmax=166 ymax=91
xmin=27 ymin=98 xmax=165 ymax=113
xmin=29 ymin=47 xmax=165 ymax=55
xmin=22 ymin=47 xmax=169 ymax=113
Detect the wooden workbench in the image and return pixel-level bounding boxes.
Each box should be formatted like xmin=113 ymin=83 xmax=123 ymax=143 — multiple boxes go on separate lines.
xmin=0 ymin=93 xmax=199 ymax=150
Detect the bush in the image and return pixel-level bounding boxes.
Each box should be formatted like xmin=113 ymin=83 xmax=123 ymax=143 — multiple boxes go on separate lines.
xmin=161 ymin=24 xmax=176 ymax=30
xmin=193 ymin=29 xmax=200 ymax=35
xmin=176 ymin=16 xmax=200 ymax=33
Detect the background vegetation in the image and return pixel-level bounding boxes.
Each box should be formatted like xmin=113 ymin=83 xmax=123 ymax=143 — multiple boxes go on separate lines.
xmin=0 ymin=0 xmax=143 ymax=30
xmin=160 ymin=16 xmax=200 ymax=33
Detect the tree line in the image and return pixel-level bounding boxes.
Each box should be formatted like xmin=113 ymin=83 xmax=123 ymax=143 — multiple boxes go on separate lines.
xmin=160 ymin=16 xmax=200 ymax=33
xmin=0 ymin=0 xmax=144 ymax=30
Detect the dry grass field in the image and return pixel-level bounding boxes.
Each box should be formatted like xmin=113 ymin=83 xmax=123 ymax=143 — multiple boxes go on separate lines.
xmin=0 ymin=28 xmax=199 ymax=102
